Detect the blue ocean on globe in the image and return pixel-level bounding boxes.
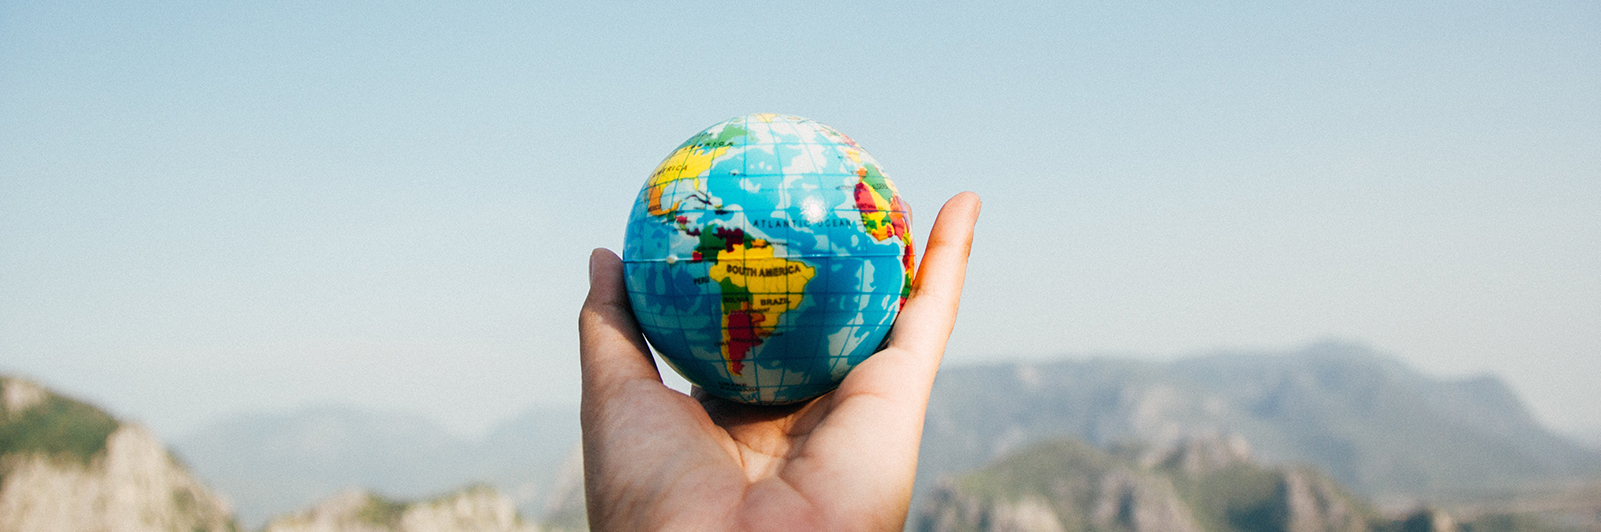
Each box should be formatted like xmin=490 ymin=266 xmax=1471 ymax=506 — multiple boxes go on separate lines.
xmin=622 ymin=113 xmax=915 ymax=405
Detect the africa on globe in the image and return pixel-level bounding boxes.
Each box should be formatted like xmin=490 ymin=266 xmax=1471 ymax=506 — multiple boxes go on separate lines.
xmin=622 ymin=113 xmax=914 ymax=405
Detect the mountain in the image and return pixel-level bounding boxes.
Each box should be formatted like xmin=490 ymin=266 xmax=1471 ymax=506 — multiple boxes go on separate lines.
xmin=917 ymin=342 xmax=1601 ymax=508
xmin=0 ymin=375 xmax=234 ymax=532
xmin=176 ymin=404 xmax=580 ymax=528
xmin=914 ymin=434 xmax=1570 ymax=532
xmin=263 ymin=484 xmax=539 ymax=532
xmin=916 ymin=435 xmax=1378 ymax=532
xmin=534 ymin=446 xmax=588 ymax=532
xmin=473 ymin=407 xmax=585 ymax=519
xmin=162 ymin=341 xmax=1600 ymax=530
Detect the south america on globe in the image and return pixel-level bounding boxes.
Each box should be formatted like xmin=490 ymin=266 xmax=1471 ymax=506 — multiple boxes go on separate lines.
xmin=622 ymin=114 xmax=914 ymax=405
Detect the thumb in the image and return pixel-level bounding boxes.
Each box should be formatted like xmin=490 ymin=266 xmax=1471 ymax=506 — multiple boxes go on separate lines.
xmin=579 ymin=248 xmax=661 ymax=398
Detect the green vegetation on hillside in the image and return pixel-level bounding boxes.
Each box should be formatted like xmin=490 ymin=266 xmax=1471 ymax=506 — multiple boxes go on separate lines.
xmin=0 ymin=380 xmax=120 ymax=466
xmin=1457 ymin=513 xmax=1563 ymax=532
xmin=1168 ymin=464 xmax=1298 ymax=532
xmin=356 ymin=493 xmax=408 ymax=526
xmin=956 ymin=439 xmax=1116 ymax=502
xmin=349 ymin=484 xmax=522 ymax=527
xmin=922 ymin=435 xmax=1591 ymax=532
xmin=917 ymin=343 xmax=1601 ymax=509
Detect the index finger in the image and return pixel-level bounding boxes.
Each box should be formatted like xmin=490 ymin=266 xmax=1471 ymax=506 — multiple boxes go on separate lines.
xmin=888 ymin=190 xmax=981 ymax=359
xmin=774 ymin=192 xmax=979 ymax=524
xmin=834 ymin=190 xmax=981 ymax=402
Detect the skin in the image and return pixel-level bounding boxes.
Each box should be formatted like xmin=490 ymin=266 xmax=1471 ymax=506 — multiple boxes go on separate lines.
xmin=578 ymin=192 xmax=981 ymax=532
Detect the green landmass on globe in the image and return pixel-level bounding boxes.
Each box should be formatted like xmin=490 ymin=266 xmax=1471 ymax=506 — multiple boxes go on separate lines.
xmin=622 ymin=113 xmax=914 ymax=405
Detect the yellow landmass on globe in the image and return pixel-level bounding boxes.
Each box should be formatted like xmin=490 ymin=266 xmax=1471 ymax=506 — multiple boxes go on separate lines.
xmin=706 ymin=241 xmax=815 ymax=376
xmin=842 ymin=147 xmax=863 ymax=165
xmin=644 ymin=143 xmax=729 ymax=216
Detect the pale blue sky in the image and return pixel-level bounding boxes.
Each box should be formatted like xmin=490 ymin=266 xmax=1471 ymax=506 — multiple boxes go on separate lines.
xmin=2 ymin=0 xmax=1597 ymax=438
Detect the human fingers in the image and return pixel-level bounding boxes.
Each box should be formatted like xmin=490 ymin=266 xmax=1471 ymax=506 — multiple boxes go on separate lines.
xmin=842 ymin=191 xmax=981 ymax=400
xmin=581 ymin=251 xmax=761 ymax=532
xmin=578 ymin=248 xmax=662 ymax=402
xmin=775 ymin=193 xmax=978 ymax=527
xmin=887 ymin=190 xmax=981 ymax=361
xmin=825 ymin=190 xmax=979 ymax=433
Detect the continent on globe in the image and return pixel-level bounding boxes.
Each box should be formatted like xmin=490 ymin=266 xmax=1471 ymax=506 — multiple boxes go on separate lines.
xmin=623 ymin=113 xmax=914 ymax=405
xmin=705 ymin=236 xmax=816 ymax=377
xmin=643 ymin=125 xmax=745 ymax=216
xmin=852 ymin=162 xmax=914 ymax=301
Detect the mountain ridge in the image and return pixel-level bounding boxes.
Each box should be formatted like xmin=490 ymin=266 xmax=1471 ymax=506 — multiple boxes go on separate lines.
xmin=158 ymin=341 xmax=1600 ymax=529
xmin=176 ymin=402 xmax=579 ymax=528
xmin=913 ymin=433 xmax=1568 ymax=532
xmin=917 ymin=341 xmax=1601 ymax=507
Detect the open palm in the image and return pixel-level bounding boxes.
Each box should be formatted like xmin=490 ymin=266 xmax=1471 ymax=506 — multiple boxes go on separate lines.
xmin=578 ymin=192 xmax=980 ymax=532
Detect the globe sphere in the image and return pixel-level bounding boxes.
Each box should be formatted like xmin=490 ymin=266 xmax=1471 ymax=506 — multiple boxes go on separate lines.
xmin=622 ymin=114 xmax=913 ymax=405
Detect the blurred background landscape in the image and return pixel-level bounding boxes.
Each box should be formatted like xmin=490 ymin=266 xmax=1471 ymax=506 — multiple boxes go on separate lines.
xmin=2 ymin=1 xmax=1597 ymax=531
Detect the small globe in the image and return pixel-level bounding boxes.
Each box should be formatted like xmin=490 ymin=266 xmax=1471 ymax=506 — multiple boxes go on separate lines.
xmin=622 ymin=114 xmax=914 ymax=405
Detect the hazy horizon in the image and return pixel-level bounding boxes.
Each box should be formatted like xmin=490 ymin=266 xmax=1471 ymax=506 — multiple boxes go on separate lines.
xmin=3 ymin=339 xmax=1592 ymax=446
xmin=3 ymin=1 xmax=1597 ymax=440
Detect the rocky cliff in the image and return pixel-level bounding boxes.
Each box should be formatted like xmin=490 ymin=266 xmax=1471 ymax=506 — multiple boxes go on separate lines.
xmin=913 ymin=433 xmax=1581 ymax=532
xmin=917 ymin=435 xmax=1405 ymax=532
xmin=0 ymin=375 xmax=235 ymax=532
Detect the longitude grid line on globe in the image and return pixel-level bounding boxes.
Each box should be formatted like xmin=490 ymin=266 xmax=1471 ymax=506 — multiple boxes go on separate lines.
xmin=659 ymin=172 xmax=680 ymax=216
xmin=731 ymin=250 xmax=755 ymax=397
xmin=660 ymin=143 xmax=686 ymax=182
xmin=776 ymin=184 xmax=799 ymax=394
xmin=667 ymin=314 xmax=692 ymax=378
xmin=755 ymin=117 xmax=806 ymax=399
xmin=766 ymin=120 xmax=799 ymax=387
xmin=802 ymin=134 xmax=845 ymax=390
xmin=779 ymin=150 xmax=797 ymax=260
xmin=811 ymin=175 xmax=838 ymax=384
xmin=666 ymin=256 xmax=693 ymax=374
xmin=774 ymin=174 xmax=806 ymax=390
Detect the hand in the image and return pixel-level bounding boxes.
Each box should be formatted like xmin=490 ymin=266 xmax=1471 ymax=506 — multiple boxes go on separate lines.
xmin=578 ymin=192 xmax=981 ymax=531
